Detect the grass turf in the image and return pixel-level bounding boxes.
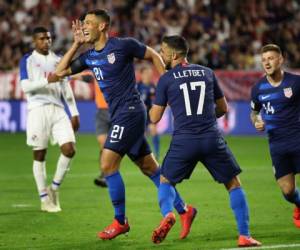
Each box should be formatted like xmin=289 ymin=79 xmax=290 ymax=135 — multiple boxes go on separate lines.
xmin=0 ymin=133 xmax=299 ymax=250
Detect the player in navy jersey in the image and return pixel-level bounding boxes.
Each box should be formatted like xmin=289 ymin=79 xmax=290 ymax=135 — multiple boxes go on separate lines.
xmin=136 ymin=65 xmax=160 ymax=159
xmin=150 ymin=35 xmax=261 ymax=247
xmin=55 ymin=9 xmax=194 ymax=240
xmin=250 ymin=44 xmax=300 ymax=228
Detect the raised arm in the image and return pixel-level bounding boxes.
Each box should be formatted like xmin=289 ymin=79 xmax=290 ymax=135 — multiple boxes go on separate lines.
xmin=144 ymin=46 xmax=166 ymax=76
xmin=56 ymin=20 xmax=86 ymax=77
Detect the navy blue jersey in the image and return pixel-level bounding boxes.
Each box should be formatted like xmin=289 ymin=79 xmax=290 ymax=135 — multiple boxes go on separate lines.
xmin=154 ymin=63 xmax=224 ymax=137
xmin=251 ymin=72 xmax=300 ymax=142
xmin=136 ymin=82 xmax=156 ymax=111
xmin=70 ymin=37 xmax=146 ymax=119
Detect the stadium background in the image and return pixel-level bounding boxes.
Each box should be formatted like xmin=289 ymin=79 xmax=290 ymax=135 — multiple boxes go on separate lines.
xmin=1 ymin=0 xmax=300 ymax=135
xmin=1 ymin=1 xmax=300 ymax=250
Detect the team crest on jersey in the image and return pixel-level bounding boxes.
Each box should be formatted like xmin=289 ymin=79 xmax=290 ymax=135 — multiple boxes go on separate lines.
xmin=107 ymin=53 xmax=115 ymax=64
xmin=283 ymin=87 xmax=293 ymax=98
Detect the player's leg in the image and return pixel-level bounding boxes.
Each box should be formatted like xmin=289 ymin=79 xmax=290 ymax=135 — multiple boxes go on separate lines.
xmin=271 ymin=145 xmax=300 ymax=227
xmin=48 ymin=107 xmax=76 ymax=210
xmin=145 ymin=138 xmax=198 ymax=243
xmin=152 ymin=175 xmax=176 ymax=244
xmin=277 ymin=174 xmax=300 ymax=227
xmin=97 ymin=148 xmax=130 ymax=240
xmin=94 ymin=134 xmax=108 ymax=187
xmin=202 ymin=136 xmax=261 ymax=247
xmin=27 ymin=106 xmax=59 ymax=212
xmin=131 ymin=140 xmax=188 ymax=219
xmin=225 ymin=176 xmax=261 ymax=247
xmin=149 ymin=123 xmax=160 ymax=160
xmin=94 ymin=109 xmax=110 ymax=187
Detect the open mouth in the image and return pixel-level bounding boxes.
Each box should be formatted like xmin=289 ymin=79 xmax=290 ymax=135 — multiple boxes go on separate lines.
xmin=83 ymin=31 xmax=90 ymax=38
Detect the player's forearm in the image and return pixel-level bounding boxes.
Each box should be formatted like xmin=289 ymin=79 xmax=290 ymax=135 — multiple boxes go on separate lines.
xmin=21 ymin=79 xmax=48 ymax=93
xmin=250 ymin=110 xmax=260 ymax=125
xmin=144 ymin=47 xmax=166 ymax=75
xmin=151 ymin=54 xmax=166 ymax=76
xmin=149 ymin=105 xmax=165 ymax=124
xmin=56 ymin=43 xmax=81 ymax=76
xmin=62 ymin=81 xmax=79 ymax=116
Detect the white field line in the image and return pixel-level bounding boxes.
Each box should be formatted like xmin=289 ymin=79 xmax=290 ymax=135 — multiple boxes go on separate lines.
xmin=221 ymin=243 xmax=300 ymax=250
xmin=11 ymin=203 xmax=33 ymax=208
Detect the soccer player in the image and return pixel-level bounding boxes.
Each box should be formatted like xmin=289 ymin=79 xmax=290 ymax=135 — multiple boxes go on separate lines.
xmin=136 ymin=65 xmax=160 ymax=159
xmin=150 ymin=35 xmax=261 ymax=247
xmin=19 ymin=27 xmax=80 ymax=213
xmin=250 ymin=44 xmax=300 ymax=228
xmin=55 ymin=9 xmax=194 ymax=240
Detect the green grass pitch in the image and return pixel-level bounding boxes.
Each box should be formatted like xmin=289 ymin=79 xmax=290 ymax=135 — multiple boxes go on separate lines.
xmin=0 ymin=133 xmax=299 ymax=250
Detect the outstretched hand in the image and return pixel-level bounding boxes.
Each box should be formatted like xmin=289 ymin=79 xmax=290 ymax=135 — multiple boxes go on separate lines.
xmin=72 ymin=20 xmax=86 ymax=45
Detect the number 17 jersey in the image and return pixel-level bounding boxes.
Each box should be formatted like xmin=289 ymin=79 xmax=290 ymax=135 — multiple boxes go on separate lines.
xmin=154 ymin=63 xmax=224 ymax=137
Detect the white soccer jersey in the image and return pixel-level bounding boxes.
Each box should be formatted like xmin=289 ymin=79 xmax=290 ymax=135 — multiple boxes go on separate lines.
xmin=19 ymin=50 xmax=79 ymax=116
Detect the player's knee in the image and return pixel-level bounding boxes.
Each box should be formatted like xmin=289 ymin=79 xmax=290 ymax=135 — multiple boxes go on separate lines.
xmin=61 ymin=143 xmax=76 ymax=158
xmin=33 ymin=149 xmax=47 ymax=161
xmin=225 ymin=176 xmax=241 ymax=191
xmin=282 ymin=188 xmax=296 ymax=201
xmin=101 ymin=160 xmax=118 ymax=175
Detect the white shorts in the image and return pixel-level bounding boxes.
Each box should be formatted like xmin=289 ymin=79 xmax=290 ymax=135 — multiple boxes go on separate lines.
xmin=26 ymin=104 xmax=76 ymax=149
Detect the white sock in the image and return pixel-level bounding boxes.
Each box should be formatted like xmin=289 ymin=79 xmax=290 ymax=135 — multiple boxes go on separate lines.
xmin=33 ymin=160 xmax=47 ymax=201
xmin=52 ymin=154 xmax=72 ymax=191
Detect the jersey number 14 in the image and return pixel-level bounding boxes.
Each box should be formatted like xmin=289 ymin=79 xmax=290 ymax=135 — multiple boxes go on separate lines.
xmin=180 ymin=81 xmax=206 ymax=116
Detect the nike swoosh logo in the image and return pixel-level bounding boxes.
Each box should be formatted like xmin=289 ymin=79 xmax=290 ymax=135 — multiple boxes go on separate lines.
xmin=110 ymin=139 xmax=119 ymax=143
xmin=261 ymin=95 xmax=270 ymax=100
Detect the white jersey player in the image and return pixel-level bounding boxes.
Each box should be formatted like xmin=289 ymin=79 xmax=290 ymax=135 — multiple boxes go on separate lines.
xmin=19 ymin=27 xmax=80 ymax=213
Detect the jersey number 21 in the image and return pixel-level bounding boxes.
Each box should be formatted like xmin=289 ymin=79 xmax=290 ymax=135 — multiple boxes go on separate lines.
xmin=180 ymin=81 xmax=206 ymax=116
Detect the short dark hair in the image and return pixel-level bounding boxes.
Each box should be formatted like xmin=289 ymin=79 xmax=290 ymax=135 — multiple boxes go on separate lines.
xmin=86 ymin=9 xmax=110 ymax=25
xmin=33 ymin=26 xmax=49 ymax=36
xmin=261 ymin=44 xmax=282 ymax=55
xmin=162 ymin=35 xmax=189 ymax=57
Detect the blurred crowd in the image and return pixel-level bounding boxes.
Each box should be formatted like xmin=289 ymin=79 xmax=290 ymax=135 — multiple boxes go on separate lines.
xmin=1 ymin=0 xmax=300 ymax=71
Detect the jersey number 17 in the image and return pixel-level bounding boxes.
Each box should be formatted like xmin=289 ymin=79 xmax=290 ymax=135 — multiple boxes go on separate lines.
xmin=180 ymin=81 xmax=206 ymax=116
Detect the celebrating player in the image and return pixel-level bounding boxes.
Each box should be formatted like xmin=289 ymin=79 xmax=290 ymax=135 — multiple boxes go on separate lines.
xmin=250 ymin=44 xmax=300 ymax=228
xmin=55 ymin=9 xmax=194 ymax=240
xmin=19 ymin=27 xmax=79 ymax=213
xmin=150 ymin=35 xmax=261 ymax=247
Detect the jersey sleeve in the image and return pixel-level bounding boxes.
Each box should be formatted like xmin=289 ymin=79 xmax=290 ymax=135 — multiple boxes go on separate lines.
xmin=250 ymin=84 xmax=262 ymax=111
xmin=212 ymin=73 xmax=224 ymax=100
xmin=154 ymin=76 xmax=168 ymax=107
xmin=122 ymin=38 xmax=147 ymax=59
xmin=19 ymin=54 xmax=30 ymax=80
xmin=70 ymin=52 xmax=89 ymax=74
xmin=19 ymin=53 xmax=48 ymax=93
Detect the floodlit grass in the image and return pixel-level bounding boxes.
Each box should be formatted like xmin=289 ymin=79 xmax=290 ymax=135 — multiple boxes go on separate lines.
xmin=0 ymin=133 xmax=299 ymax=249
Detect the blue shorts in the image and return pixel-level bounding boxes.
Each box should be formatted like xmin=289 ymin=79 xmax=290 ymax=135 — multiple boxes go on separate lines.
xmin=161 ymin=135 xmax=241 ymax=184
xmin=269 ymin=139 xmax=300 ymax=179
xmin=104 ymin=107 xmax=151 ymax=161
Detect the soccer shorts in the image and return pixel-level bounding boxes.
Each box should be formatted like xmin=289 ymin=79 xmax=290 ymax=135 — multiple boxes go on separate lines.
xmin=104 ymin=107 xmax=151 ymax=161
xmin=161 ymin=135 xmax=242 ymax=185
xmin=269 ymin=139 xmax=300 ymax=179
xmin=95 ymin=108 xmax=111 ymax=136
xmin=26 ymin=104 xmax=75 ymax=149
